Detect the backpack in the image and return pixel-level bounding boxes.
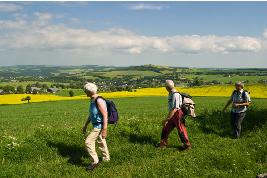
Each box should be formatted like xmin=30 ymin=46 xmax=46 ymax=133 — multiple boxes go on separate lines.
xmin=95 ymin=96 xmax=119 ymax=125
xmin=172 ymin=92 xmax=196 ymax=118
xmin=232 ymin=90 xmax=250 ymax=104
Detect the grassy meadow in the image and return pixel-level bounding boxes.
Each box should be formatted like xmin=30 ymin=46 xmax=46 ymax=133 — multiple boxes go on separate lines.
xmin=0 ymin=96 xmax=266 ymax=177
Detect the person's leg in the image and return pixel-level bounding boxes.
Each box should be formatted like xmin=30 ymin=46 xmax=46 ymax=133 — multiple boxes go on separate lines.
xmin=85 ymin=128 xmax=101 ymax=164
xmin=235 ymin=112 xmax=246 ymax=138
xmin=97 ymin=133 xmax=110 ymax=162
xmin=231 ymin=112 xmax=239 ymax=138
xmin=175 ymin=110 xmax=190 ymax=147
xmin=159 ymin=119 xmax=176 ymax=147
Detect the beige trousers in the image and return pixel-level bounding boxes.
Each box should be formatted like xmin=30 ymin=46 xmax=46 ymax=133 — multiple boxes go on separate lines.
xmin=85 ymin=128 xmax=110 ymax=164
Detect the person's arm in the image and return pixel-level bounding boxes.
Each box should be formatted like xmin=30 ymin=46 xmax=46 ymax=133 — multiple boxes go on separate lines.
xmin=82 ymin=116 xmax=90 ymax=134
xmin=223 ymin=99 xmax=232 ymax=112
xmin=233 ymin=92 xmax=251 ymax=107
xmin=233 ymin=102 xmax=251 ymax=107
xmin=96 ymin=98 xmax=108 ymax=139
xmin=167 ymin=108 xmax=178 ymax=119
xmin=163 ymin=93 xmax=179 ymax=126
xmin=162 ymin=108 xmax=178 ymax=126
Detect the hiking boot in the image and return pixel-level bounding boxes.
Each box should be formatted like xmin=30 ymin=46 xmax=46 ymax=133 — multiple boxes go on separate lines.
xmin=155 ymin=143 xmax=167 ymax=149
xmin=102 ymin=158 xmax=110 ymax=162
xmin=86 ymin=162 xmax=100 ymax=171
xmin=181 ymin=144 xmax=192 ymax=151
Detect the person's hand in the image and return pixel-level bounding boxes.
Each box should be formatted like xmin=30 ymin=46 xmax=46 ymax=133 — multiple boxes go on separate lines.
xmin=162 ymin=119 xmax=169 ymax=127
xmin=101 ymin=129 xmax=107 ymax=139
xmin=232 ymin=103 xmax=240 ymax=108
xmin=82 ymin=126 xmax=87 ymax=135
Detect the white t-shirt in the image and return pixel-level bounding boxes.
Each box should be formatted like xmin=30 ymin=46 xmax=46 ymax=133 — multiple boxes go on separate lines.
xmin=168 ymin=92 xmax=182 ymax=111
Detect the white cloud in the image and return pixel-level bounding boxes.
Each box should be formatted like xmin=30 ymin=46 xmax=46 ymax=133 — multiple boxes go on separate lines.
xmin=264 ymin=29 xmax=267 ymax=38
xmin=34 ymin=12 xmax=53 ymax=21
xmin=0 ymin=19 xmax=27 ymax=29
xmin=0 ymin=15 xmax=265 ymax=55
xmin=69 ymin=17 xmax=80 ymax=24
xmin=128 ymin=3 xmax=168 ymax=11
xmin=168 ymin=35 xmax=262 ymax=54
xmin=0 ymin=2 xmax=23 ymax=12
xmin=12 ymin=13 xmax=29 ymax=20
xmin=54 ymin=1 xmax=89 ymax=6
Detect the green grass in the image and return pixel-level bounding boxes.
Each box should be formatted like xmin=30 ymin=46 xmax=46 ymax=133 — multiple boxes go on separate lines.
xmin=0 ymin=81 xmax=53 ymax=88
xmin=56 ymin=89 xmax=84 ymax=96
xmin=183 ymin=74 xmax=267 ymax=83
xmin=99 ymin=70 xmax=160 ymax=78
xmin=0 ymin=97 xmax=266 ymax=177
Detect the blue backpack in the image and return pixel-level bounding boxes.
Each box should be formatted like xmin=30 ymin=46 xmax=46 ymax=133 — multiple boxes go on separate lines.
xmin=95 ymin=96 xmax=119 ymax=125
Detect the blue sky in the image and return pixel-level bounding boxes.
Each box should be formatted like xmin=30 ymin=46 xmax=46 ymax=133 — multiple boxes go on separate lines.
xmin=0 ymin=1 xmax=267 ymax=67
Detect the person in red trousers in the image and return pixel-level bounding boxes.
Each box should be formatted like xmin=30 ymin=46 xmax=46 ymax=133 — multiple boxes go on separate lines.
xmin=157 ymin=80 xmax=191 ymax=150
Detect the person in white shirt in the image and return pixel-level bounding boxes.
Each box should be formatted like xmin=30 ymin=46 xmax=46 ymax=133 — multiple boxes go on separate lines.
xmin=157 ymin=80 xmax=191 ymax=150
xmin=223 ymin=81 xmax=251 ymax=138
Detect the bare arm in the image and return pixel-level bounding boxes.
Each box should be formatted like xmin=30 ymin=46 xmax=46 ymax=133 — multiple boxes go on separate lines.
xmin=82 ymin=116 xmax=90 ymax=134
xmin=163 ymin=93 xmax=180 ymax=126
xmin=162 ymin=108 xmax=178 ymax=126
xmin=233 ymin=102 xmax=251 ymax=107
xmin=223 ymin=99 xmax=232 ymax=112
xmin=167 ymin=108 xmax=178 ymax=120
xmin=233 ymin=92 xmax=251 ymax=108
xmin=97 ymin=99 xmax=108 ymax=139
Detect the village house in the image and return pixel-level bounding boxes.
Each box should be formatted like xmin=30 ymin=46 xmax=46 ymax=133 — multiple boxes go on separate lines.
xmin=47 ymin=87 xmax=60 ymax=93
xmin=30 ymin=87 xmax=42 ymax=93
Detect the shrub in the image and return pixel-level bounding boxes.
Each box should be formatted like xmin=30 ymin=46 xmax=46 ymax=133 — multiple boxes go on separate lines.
xmin=21 ymin=96 xmax=31 ymax=103
xmin=69 ymin=90 xmax=74 ymax=97
xmin=16 ymin=85 xmax=24 ymax=94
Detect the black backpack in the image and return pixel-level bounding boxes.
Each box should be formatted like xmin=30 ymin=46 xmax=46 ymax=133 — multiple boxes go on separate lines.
xmin=95 ymin=96 xmax=119 ymax=125
xmin=232 ymin=90 xmax=250 ymax=103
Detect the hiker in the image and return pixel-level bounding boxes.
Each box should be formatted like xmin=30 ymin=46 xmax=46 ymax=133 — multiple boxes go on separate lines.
xmin=223 ymin=81 xmax=251 ymax=138
xmin=157 ymin=80 xmax=191 ymax=150
xmin=82 ymin=82 xmax=110 ymax=171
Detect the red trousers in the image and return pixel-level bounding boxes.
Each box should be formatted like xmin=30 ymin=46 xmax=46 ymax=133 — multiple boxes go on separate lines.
xmin=160 ymin=109 xmax=190 ymax=146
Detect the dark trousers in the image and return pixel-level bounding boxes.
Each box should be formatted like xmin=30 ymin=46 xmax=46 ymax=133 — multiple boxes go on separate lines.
xmin=231 ymin=111 xmax=246 ymax=138
xmin=160 ymin=109 xmax=190 ymax=146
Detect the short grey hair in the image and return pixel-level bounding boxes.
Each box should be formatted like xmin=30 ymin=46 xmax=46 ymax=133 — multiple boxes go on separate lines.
xmin=166 ymin=80 xmax=175 ymax=89
xmin=235 ymin=81 xmax=244 ymax=88
xmin=84 ymin=82 xmax=98 ymax=94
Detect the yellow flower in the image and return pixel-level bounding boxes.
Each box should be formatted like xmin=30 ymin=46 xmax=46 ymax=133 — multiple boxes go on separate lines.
xmin=0 ymin=84 xmax=266 ymax=105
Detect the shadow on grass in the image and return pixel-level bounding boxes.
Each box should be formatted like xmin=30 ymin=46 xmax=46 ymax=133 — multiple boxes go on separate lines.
xmin=120 ymin=131 xmax=191 ymax=150
xmin=197 ymin=108 xmax=267 ymax=137
xmin=120 ymin=131 xmax=158 ymax=146
xmin=47 ymin=141 xmax=88 ymax=167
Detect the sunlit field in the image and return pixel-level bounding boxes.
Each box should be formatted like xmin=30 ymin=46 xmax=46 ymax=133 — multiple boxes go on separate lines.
xmin=102 ymin=84 xmax=267 ymax=98
xmin=0 ymin=1 xmax=266 ymax=177
xmin=0 ymin=94 xmax=86 ymax=105
xmin=1 ymin=84 xmax=266 ymax=105
xmin=0 ymin=97 xmax=266 ymax=177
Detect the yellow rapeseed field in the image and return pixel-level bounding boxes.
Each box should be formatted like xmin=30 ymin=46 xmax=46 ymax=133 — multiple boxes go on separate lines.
xmin=101 ymin=84 xmax=267 ymax=98
xmin=0 ymin=84 xmax=266 ymax=105
xmin=0 ymin=94 xmax=86 ymax=105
